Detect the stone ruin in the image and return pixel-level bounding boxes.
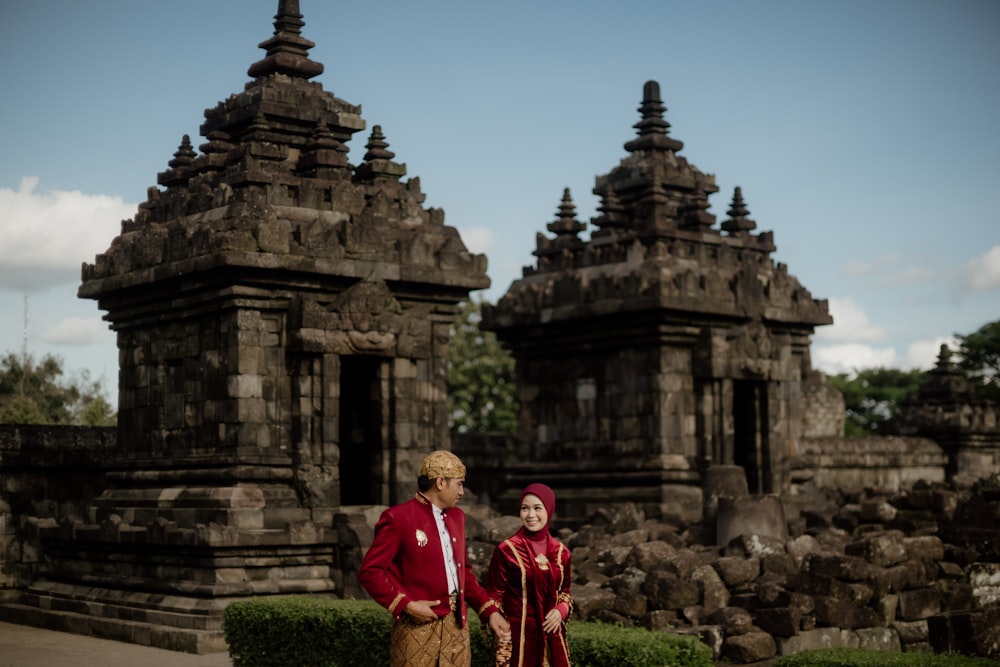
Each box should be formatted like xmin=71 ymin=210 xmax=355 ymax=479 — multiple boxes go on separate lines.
xmin=1 ymin=0 xmax=999 ymax=660
xmin=1 ymin=0 xmax=487 ymax=652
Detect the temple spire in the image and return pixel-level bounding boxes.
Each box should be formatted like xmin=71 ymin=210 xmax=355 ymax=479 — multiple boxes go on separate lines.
xmin=248 ymin=0 xmax=324 ymax=80
xmin=721 ymin=186 xmax=757 ymax=235
xmin=546 ymin=188 xmax=587 ymax=245
xmin=624 ymin=80 xmax=684 ymax=154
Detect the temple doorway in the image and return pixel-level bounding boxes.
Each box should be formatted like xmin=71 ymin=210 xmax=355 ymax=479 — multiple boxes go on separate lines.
xmin=733 ymin=380 xmax=771 ymax=494
xmin=338 ymin=356 xmax=383 ymax=505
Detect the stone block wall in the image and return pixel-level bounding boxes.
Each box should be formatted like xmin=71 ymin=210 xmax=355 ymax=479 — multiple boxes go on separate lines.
xmin=800 ymin=374 xmax=845 ymax=438
xmin=792 ymin=436 xmax=947 ymax=492
xmin=0 ymin=426 xmax=116 ymax=591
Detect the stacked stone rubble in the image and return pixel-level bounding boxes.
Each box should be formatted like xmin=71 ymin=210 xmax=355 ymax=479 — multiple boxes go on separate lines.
xmin=457 ymin=479 xmax=1000 ymax=662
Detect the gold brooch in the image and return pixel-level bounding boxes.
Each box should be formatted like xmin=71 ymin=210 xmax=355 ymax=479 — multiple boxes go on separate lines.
xmin=534 ymin=553 xmax=549 ymax=570
xmin=415 ymin=529 xmax=428 ymax=547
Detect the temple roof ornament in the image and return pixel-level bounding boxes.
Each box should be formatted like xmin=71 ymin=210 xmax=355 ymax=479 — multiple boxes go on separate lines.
xmin=592 ymin=185 xmax=627 ymax=238
xmin=721 ymin=186 xmax=757 ymax=235
xmin=623 ymin=80 xmax=684 ymax=154
xmin=247 ymin=0 xmax=324 ymax=80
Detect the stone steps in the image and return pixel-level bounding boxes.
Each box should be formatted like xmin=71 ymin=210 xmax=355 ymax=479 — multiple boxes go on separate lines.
xmin=0 ymin=602 xmax=227 ymax=654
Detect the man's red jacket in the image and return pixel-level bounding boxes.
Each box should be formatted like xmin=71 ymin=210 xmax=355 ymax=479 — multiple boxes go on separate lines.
xmin=358 ymin=493 xmax=500 ymax=627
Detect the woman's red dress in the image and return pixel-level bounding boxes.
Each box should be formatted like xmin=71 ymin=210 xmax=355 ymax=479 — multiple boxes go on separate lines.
xmin=486 ymin=528 xmax=572 ymax=667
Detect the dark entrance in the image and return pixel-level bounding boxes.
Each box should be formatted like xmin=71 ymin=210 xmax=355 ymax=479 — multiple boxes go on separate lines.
xmin=338 ymin=356 xmax=383 ymax=505
xmin=733 ymin=380 xmax=770 ymax=494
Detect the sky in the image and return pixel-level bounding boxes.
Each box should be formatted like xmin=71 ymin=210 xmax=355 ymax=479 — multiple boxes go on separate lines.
xmin=1 ymin=0 xmax=998 ymax=400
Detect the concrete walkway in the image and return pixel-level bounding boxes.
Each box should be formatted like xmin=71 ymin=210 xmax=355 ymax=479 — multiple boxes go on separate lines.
xmin=0 ymin=621 xmax=233 ymax=667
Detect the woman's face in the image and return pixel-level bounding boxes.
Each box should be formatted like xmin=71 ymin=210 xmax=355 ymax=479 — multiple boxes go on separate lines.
xmin=519 ymin=493 xmax=548 ymax=532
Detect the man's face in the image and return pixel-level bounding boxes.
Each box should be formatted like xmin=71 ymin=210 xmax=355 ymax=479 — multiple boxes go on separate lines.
xmin=436 ymin=476 xmax=465 ymax=509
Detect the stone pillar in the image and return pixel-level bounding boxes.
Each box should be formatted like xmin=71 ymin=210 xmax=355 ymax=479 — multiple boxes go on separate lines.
xmin=716 ymin=494 xmax=788 ymax=546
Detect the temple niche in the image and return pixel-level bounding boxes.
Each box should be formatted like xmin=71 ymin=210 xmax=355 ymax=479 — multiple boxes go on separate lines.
xmin=482 ymin=81 xmax=833 ymax=522
xmin=10 ymin=0 xmax=486 ymax=651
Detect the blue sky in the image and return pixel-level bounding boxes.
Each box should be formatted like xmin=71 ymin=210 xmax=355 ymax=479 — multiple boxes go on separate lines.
xmin=1 ymin=0 xmax=997 ymax=398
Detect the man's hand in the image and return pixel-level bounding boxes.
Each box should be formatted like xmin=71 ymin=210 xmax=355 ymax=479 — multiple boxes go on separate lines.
xmin=405 ymin=599 xmax=441 ymax=623
xmin=488 ymin=612 xmax=511 ymax=644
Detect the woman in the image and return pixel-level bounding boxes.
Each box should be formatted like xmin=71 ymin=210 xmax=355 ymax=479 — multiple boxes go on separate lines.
xmin=486 ymin=483 xmax=572 ymax=667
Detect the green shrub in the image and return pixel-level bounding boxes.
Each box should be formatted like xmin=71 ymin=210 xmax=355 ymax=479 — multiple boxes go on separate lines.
xmin=224 ymin=597 xmax=713 ymax=667
xmin=568 ymin=622 xmax=712 ymax=667
xmin=775 ymin=647 xmax=998 ymax=667
xmin=224 ymin=596 xmax=390 ymax=667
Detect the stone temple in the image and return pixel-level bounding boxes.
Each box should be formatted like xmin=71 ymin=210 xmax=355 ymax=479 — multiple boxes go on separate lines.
xmin=8 ymin=0 xmax=487 ymax=651
xmin=3 ymin=0 xmax=998 ymax=656
xmin=480 ymin=80 xmax=833 ymax=521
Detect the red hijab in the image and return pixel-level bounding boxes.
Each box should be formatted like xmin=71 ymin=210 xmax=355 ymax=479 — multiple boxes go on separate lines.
xmin=519 ymin=483 xmax=556 ymax=542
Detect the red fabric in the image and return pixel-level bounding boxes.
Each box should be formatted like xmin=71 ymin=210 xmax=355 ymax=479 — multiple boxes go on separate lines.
xmin=359 ymin=493 xmax=499 ymax=627
xmin=486 ymin=529 xmax=572 ymax=667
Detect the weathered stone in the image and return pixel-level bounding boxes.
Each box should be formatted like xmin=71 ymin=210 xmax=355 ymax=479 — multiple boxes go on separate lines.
xmin=663 ymin=550 xmax=704 ymax=579
xmin=625 ymin=540 xmax=677 ymax=572
xmin=642 ymin=571 xmax=701 ymax=611
xmin=707 ymin=606 xmax=754 ymax=636
xmin=570 ymin=584 xmax=616 ymax=621
xmin=642 ymin=609 xmax=678 ymax=631
xmin=778 ymin=627 xmax=859 ymax=655
xmin=938 ymin=580 xmax=974 ymax=612
xmin=722 ymin=631 xmax=776 ymax=663
xmin=968 ymin=562 xmax=1000 ymax=607
xmin=928 ymin=607 xmax=1000 ymax=658
xmin=860 ymin=499 xmax=897 ymax=523
xmin=754 ymin=607 xmax=801 ymax=637
xmin=726 ymin=533 xmax=787 ymax=559
xmin=717 ymin=496 xmax=788 ymax=546
xmin=605 ymin=566 xmax=647 ymax=595
xmin=902 ymin=559 xmax=939 ymax=589
xmin=791 ymin=570 xmax=859 ymax=601
xmin=806 ymin=553 xmax=871 ymax=582
xmin=903 ymin=535 xmax=945 ymax=562
xmin=813 ymin=596 xmax=882 ymax=629
xmin=894 ymin=619 xmax=929 ymax=645
xmin=699 ymin=581 xmax=730 ymax=614
xmin=856 ymin=626 xmax=901 ymax=652
xmin=897 ymin=586 xmax=941 ymax=621
xmin=845 ymin=530 xmax=908 ymax=567
xmin=611 ymin=589 xmax=648 ymax=619
xmin=785 ymin=534 xmax=821 ymax=567
xmin=761 ymin=552 xmax=798 ymax=577
xmin=713 ymin=556 xmax=759 ymax=587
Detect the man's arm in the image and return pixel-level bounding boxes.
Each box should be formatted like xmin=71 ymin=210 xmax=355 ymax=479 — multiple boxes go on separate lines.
xmin=358 ymin=511 xmax=413 ymax=619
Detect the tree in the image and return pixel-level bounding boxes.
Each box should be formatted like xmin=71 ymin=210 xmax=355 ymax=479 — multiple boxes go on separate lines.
xmin=0 ymin=352 xmax=116 ymax=426
xmin=826 ymin=367 xmax=925 ymax=436
xmin=955 ymin=319 xmax=1000 ymax=403
xmin=447 ymin=299 xmax=519 ymax=434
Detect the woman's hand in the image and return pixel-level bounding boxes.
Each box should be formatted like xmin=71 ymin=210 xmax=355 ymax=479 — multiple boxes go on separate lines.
xmin=489 ymin=612 xmax=511 ymax=644
xmin=542 ymin=608 xmax=562 ymax=634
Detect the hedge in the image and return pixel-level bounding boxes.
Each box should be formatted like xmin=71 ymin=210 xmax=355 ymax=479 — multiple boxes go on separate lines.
xmin=774 ymin=648 xmax=999 ymax=667
xmin=223 ymin=596 xmax=712 ymax=667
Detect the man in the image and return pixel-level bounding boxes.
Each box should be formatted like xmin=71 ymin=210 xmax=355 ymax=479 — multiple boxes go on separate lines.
xmin=359 ymin=450 xmax=511 ymax=666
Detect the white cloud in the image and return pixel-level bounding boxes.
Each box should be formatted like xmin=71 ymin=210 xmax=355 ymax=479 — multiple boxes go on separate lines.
xmin=813 ymin=297 xmax=887 ymax=344
xmin=902 ymin=336 xmax=958 ymax=371
xmin=843 ymin=253 xmax=900 ymax=277
xmin=458 ymin=226 xmax=496 ymax=255
xmin=963 ymin=245 xmax=1000 ymax=293
xmin=812 ymin=343 xmax=897 ymax=376
xmin=881 ymin=266 xmax=935 ymax=287
xmin=0 ymin=177 xmax=135 ymax=292
xmin=40 ymin=316 xmax=112 ymax=346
